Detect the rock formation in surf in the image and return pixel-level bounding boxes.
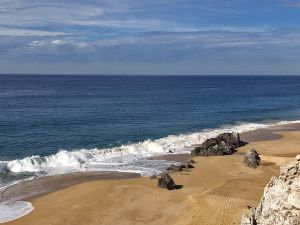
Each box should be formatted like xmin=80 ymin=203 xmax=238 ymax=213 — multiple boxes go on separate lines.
xmin=191 ymin=132 xmax=247 ymax=156
xmin=244 ymin=148 xmax=261 ymax=168
xmin=241 ymin=155 xmax=300 ymax=225
xmin=167 ymin=164 xmax=186 ymax=172
xmin=187 ymin=159 xmax=196 ymax=164
xmin=167 ymin=163 xmax=194 ymax=172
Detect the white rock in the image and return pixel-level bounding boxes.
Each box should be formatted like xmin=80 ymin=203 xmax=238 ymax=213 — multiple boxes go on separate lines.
xmin=288 ymin=178 xmax=300 ymax=209
xmin=288 ymin=192 xmax=300 ymax=209
xmin=241 ymin=155 xmax=300 ymax=225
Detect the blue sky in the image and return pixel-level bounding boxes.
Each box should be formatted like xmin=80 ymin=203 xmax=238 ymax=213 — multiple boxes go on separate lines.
xmin=1 ymin=0 xmax=300 ymax=75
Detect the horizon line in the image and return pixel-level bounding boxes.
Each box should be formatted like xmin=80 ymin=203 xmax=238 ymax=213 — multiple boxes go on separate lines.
xmin=1 ymin=73 xmax=300 ymax=77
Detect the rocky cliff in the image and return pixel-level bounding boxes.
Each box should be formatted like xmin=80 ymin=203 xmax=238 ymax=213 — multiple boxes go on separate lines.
xmin=241 ymin=155 xmax=300 ymax=225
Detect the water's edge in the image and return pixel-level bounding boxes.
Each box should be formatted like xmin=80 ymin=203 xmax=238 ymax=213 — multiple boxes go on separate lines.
xmin=1 ymin=119 xmax=300 ymax=196
xmin=0 ymin=120 xmax=300 ymax=224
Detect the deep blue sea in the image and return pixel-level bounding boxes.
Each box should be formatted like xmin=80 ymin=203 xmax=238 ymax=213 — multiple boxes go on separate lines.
xmin=1 ymin=75 xmax=300 ymax=186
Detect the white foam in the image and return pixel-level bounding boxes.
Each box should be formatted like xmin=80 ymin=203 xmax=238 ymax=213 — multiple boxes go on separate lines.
xmin=0 ymin=201 xmax=33 ymax=223
xmin=1 ymin=120 xmax=300 ymax=178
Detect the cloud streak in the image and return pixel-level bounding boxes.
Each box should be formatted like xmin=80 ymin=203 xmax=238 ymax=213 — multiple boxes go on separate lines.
xmin=0 ymin=0 xmax=300 ymax=74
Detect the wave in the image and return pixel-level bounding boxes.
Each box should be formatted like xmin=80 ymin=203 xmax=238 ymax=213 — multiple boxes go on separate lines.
xmin=1 ymin=120 xmax=300 ymax=181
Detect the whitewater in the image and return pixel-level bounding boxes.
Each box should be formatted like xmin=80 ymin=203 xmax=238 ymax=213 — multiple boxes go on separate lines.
xmin=1 ymin=120 xmax=299 ymax=191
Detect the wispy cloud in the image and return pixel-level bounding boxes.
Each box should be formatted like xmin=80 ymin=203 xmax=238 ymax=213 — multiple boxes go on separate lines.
xmin=0 ymin=27 xmax=67 ymax=36
xmin=1 ymin=28 xmax=299 ymax=62
xmin=0 ymin=0 xmax=280 ymax=36
xmin=0 ymin=0 xmax=300 ymax=74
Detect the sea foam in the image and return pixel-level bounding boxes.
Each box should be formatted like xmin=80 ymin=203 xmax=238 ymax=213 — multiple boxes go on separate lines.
xmin=1 ymin=120 xmax=299 ymax=180
xmin=0 ymin=201 xmax=33 ymax=223
xmin=0 ymin=120 xmax=299 ymax=223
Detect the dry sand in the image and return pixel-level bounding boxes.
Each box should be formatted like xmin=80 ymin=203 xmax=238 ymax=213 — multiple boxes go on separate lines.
xmin=6 ymin=130 xmax=300 ymax=225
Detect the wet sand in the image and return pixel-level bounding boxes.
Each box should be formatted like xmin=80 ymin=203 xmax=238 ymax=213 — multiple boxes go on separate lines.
xmin=1 ymin=172 xmax=140 ymax=202
xmin=1 ymin=153 xmax=189 ymax=203
xmin=5 ymin=124 xmax=300 ymax=225
xmin=241 ymin=122 xmax=300 ymax=142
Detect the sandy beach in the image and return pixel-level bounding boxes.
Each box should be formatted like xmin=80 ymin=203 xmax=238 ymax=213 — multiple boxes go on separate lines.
xmin=5 ymin=126 xmax=300 ymax=225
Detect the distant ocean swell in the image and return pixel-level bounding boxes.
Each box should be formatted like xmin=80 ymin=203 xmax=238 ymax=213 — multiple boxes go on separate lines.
xmin=0 ymin=120 xmax=299 ymax=189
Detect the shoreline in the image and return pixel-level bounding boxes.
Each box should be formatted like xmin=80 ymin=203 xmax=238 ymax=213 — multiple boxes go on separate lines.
xmin=0 ymin=154 xmax=191 ymax=202
xmin=1 ymin=123 xmax=299 ymax=200
xmin=0 ymin=172 xmax=141 ymax=202
xmin=2 ymin=122 xmax=300 ymax=224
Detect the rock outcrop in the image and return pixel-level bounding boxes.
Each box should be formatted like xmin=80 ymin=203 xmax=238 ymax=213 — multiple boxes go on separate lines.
xmin=191 ymin=132 xmax=246 ymax=156
xmin=185 ymin=163 xmax=194 ymax=169
xmin=167 ymin=163 xmax=194 ymax=172
xmin=241 ymin=155 xmax=300 ymax=225
xmin=157 ymin=173 xmax=177 ymax=190
xmin=244 ymin=148 xmax=261 ymax=168
xmin=187 ymin=159 xmax=196 ymax=164
xmin=167 ymin=164 xmax=185 ymax=172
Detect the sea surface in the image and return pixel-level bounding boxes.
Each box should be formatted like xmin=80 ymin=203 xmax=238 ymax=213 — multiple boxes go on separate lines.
xmin=1 ymin=75 xmax=300 ymax=188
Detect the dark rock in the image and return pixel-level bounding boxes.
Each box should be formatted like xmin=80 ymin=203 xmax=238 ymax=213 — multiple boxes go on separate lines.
xmin=150 ymin=175 xmax=157 ymax=180
xmin=157 ymin=173 xmax=177 ymax=190
xmin=191 ymin=132 xmax=247 ymax=156
xmin=244 ymin=148 xmax=261 ymax=168
xmin=168 ymin=150 xmax=174 ymax=153
xmin=167 ymin=164 xmax=185 ymax=172
xmin=185 ymin=163 xmax=194 ymax=168
xmin=187 ymin=159 xmax=196 ymax=164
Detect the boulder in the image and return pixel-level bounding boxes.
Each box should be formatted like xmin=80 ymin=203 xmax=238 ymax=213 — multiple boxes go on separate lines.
xmin=192 ymin=133 xmax=247 ymax=156
xmin=185 ymin=163 xmax=194 ymax=169
xmin=241 ymin=155 xmax=300 ymax=225
xmin=167 ymin=163 xmax=194 ymax=172
xmin=244 ymin=148 xmax=261 ymax=168
xmin=167 ymin=164 xmax=185 ymax=172
xmin=157 ymin=173 xmax=177 ymax=190
xmin=187 ymin=159 xmax=196 ymax=164
xmin=150 ymin=175 xmax=157 ymax=180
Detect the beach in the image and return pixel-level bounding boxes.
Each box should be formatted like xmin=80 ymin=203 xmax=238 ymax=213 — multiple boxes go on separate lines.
xmin=1 ymin=1 xmax=300 ymax=223
xmin=4 ymin=123 xmax=300 ymax=225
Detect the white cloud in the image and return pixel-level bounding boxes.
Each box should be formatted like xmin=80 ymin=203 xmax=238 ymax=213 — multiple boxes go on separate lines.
xmin=51 ymin=40 xmax=64 ymax=45
xmin=0 ymin=27 xmax=66 ymax=36
xmin=9 ymin=28 xmax=299 ymax=57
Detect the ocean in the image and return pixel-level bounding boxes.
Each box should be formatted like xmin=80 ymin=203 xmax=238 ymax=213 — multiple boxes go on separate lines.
xmin=1 ymin=75 xmax=300 ymax=188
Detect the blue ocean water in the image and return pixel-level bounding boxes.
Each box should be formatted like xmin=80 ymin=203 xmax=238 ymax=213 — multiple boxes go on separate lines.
xmin=1 ymin=75 xmax=300 ymax=185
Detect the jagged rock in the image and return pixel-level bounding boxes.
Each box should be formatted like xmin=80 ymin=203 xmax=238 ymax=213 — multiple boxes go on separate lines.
xmin=167 ymin=163 xmax=194 ymax=172
xmin=150 ymin=175 xmax=157 ymax=180
xmin=241 ymin=208 xmax=257 ymax=225
xmin=244 ymin=148 xmax=261 ymax=168
xmin=241 ymin=155 xmax=300 ymax=225
xmin=187 ymin=159 xmax=196 ymax=164
xmin=288 ymin=178 xmax=300 ymax=209
xmin=157 ymin=173 xmax=177 ymax=190
xmin=185 ymin=163 xmax=194 ymax=168
xmin=167 ymin=164 xmax=185 ymax=172
xmin=192 ymin=133 xmax=247 ymax=156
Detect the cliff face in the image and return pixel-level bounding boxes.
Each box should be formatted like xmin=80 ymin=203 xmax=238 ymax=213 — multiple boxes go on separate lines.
xmin=241 ymin=155 xmax=300 ymax=225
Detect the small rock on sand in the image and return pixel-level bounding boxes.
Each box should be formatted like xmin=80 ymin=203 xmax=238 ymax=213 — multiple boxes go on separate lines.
xmin=157 ymin=173 xmax=177 ymax=190
xmin=244 ymin=148 xmax=260 ymax=168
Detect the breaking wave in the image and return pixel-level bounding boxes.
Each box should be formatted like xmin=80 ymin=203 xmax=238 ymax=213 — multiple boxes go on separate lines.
xmin=0 ymin=120 xmax=299 ymax=181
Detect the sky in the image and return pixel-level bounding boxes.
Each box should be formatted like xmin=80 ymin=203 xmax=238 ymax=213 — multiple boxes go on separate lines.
xmin=1 ymin=0 xmax=300 ymax=75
